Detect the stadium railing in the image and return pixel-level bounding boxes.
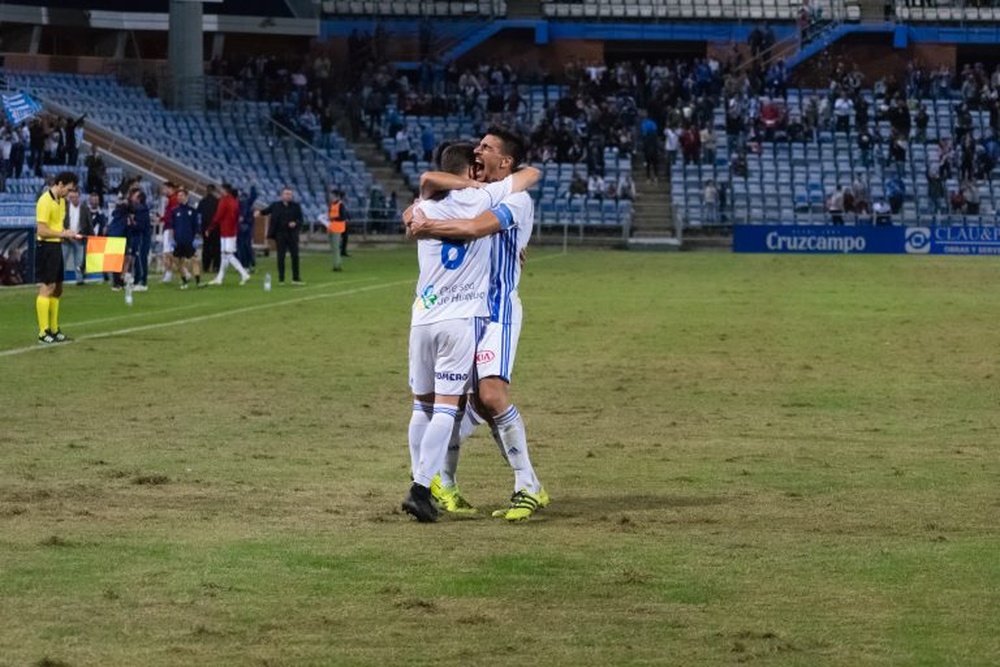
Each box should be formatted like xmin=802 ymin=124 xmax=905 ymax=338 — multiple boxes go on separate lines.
xmin=321 ymin=0 xmax=507 ymax=16
xmin=540 ymin=0 xmax=843 ymax=21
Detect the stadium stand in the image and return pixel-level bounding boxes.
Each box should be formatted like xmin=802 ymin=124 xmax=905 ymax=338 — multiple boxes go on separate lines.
xmin=378 ymin=82 xmax=634 ymax=233
xmin=4 ymin=72 xmax=374 ymax=225
xmin=893 ymin=1 xmax=1000 ymax=22
xmin=670 ymin=86 xmax=1000 ymax=228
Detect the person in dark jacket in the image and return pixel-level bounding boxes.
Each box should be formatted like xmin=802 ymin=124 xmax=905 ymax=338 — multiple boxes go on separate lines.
xmin=108 ymin=195 xmax=128 ymax=290
xmin=257 ymin=185 xmax=304 ymax=284
xmin=237 ymin=184 xmax=258 ymax=272
xmin=169 ymin=186 xmax=203 ymax=289
xmin=197 ymin=183 xmax=221 ymax=273
xmin=127 ymin=188 xmax=152 ymax=290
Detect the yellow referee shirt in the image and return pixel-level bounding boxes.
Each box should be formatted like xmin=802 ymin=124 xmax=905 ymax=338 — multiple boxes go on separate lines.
xmin=36 ymin=189 xmax=66 ymax=243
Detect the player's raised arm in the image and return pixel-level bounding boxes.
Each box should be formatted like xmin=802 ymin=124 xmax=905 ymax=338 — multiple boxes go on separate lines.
xmin=508 ymin=166 xmax=542 ymax=194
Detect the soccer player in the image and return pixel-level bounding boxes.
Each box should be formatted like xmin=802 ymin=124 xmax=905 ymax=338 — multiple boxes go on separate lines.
xmin=207 ymin=183 xmax=250 ymax=286
xmin=409 ymin=127 xmax=549 ymax=521
xmin=34 ymin=171 xmax=80 ymax=344
xmin=159 ymin=181 xmax=179 ymax=283
xmin=169 ymin=186 xmax=202 ymax=289
xmin=402 ymin=142 xmax=540 ymax=522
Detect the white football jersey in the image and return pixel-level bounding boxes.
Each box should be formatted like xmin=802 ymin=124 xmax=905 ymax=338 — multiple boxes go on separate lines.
xmin=411 ymin=177 xmax=514 ymax=326
xmin=487 ymin=191 xmax=534 ymax=324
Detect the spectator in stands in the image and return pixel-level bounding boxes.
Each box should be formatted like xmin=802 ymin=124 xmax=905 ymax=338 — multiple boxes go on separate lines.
xmin=889 ymin=132 xmax=908 ymax=176
xmin=0 ymin=129 xmax=10 ymax=190
xmin=65 ymin=114 xmax=85 ymax=166
xmin=617 ymin=173 xmax=636 ymax=201
xmin=568 ymin=171 xmax=587 ymax=198
xmin=84 ymin=146 xmax=106 ymax=197
xmin=45 ymin=127 xmax=60 ymax=165
xmin=28 ymin=118 xmax=44 ymax=176
xmin=679 ymin=124 xmax=700 ymax=168
xmin=701 ymin=126 xmax=717 ymax=166
xmin=420 ymin=125 xmax=436 ymax=163
xmin=703 ymin=180 xmax=719 ymax=225
xmin=852 ymin=172 xmax=871 ymax=216
xmin=664 ymin=125 xmax=679 ymax=169
xmin=394 ymin=126 xmax=413 ymax=172
xmin=887 ymin=96 xmax=911 ymax=138
xmin=730 ymin=150 xmax=748 ymax=179
xmin=914 ymin=104 xmax=929 ymax=144
xmin=886 ymin=174 xmax=905 ymax=214
xmin=587 ymin=173 xmax=605 ymax=201
xmin=834 ymin=93 xmax=854 ymax=134
xmin=11 ymin=125 xmax=25 ymax=179
xmin=961 ymin=179 xmax=981 ymax=215
xmin=827 ymin=185 xmax=846 ymax=225
xmin=640 ymin=114 xmax=661 ymax=181
xmin=198 ymin=184 xmax=221 ymax=274
xmin=857 ymin=126 xmax=874 ymax=168
xmin=873 ymin=199 xmax=892 ymax=225
xmin=927 ymin=161 xmax=946 ymax=215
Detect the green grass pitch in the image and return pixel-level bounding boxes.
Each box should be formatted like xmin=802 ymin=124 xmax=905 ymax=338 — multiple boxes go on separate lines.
xmin=1 ymin=247 xmax=998 ymax=666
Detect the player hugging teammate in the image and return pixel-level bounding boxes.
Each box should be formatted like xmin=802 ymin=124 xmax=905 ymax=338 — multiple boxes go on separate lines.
xmin=403 ymin=127 xmax=550 ymax=523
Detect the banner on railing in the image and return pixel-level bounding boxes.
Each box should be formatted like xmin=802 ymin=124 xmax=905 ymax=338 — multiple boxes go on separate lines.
xmin=733 ymin=224 xmax=1000 ymax=255
xmin=0 ymin=226 xmax=35 ymax=285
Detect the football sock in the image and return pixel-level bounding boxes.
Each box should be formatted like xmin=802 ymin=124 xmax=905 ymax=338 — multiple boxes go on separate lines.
xmin=440 ymin=404 xmax=486 ymax=485
xmin=36 ymin=296 xmax=50 ymax=335
xmin=414 ymin=404 xmax=459 ymax=488
xmin=48 ymin=297 xmax=60 ymax=332
xmin=493 ymin=405 xmax=541 ymax=494
xmin=408 ymin=401 xmax=432 ymax=479
xmin=440 ymin=409 xmax=464 ymax=487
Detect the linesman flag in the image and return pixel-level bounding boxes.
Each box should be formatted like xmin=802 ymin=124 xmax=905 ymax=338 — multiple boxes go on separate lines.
xmin=2 ymin=92 xmax=43 ymax=125
xmin=85 ymin=236 xmax=126 ymax=273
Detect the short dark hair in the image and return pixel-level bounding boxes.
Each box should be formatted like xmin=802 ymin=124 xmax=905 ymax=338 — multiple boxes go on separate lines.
xmin=53 ymin=171 xmax=78 ymax=186
xmin=485 ymin=126 xmax=526 ymax=168
xmin=439 ymin=142 xmax=476 ymax=176
xmin=222 ymin=183 xmax=237 ymax=196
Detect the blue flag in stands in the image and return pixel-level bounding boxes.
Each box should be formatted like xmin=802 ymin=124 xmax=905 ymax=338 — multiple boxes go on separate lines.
xmin=2 ymin=92 xmax=42 ymax=125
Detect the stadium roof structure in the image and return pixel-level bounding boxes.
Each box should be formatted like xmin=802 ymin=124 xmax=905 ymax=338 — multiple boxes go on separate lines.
xmin=0 ymin=1 xmax=318 ymax=35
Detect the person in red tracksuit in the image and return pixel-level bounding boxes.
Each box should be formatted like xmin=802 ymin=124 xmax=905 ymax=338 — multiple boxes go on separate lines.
xmin=207 ymin=183 xmax=250 ymax=285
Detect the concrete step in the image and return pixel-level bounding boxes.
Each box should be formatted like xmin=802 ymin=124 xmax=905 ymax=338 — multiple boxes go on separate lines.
xmin=626 ymin=236 xmax=682 ymax=251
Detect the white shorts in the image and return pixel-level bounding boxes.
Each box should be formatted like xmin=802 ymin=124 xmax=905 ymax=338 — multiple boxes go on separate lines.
xmin=162 ymin=229 xmax=174 ymax=253
xmin=475 ymin=319 xmax=521 ymax=383
xmin=409 ymin=318 xmax=477 ymax=396
xmin=221 ymin=236 xmax=237 ymax=254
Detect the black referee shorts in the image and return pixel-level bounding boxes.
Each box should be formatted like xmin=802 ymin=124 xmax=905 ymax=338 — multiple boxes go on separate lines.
xmin=35 ymin=241 xmax=64 ymax=284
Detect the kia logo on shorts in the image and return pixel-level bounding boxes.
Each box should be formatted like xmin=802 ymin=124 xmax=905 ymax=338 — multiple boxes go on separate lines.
xmin=476 ymin=350 xmax=495 ymax=364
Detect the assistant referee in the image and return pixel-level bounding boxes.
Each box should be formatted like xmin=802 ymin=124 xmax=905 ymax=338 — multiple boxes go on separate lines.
xmin=35 ymin=171 xmax=80 ymax=344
